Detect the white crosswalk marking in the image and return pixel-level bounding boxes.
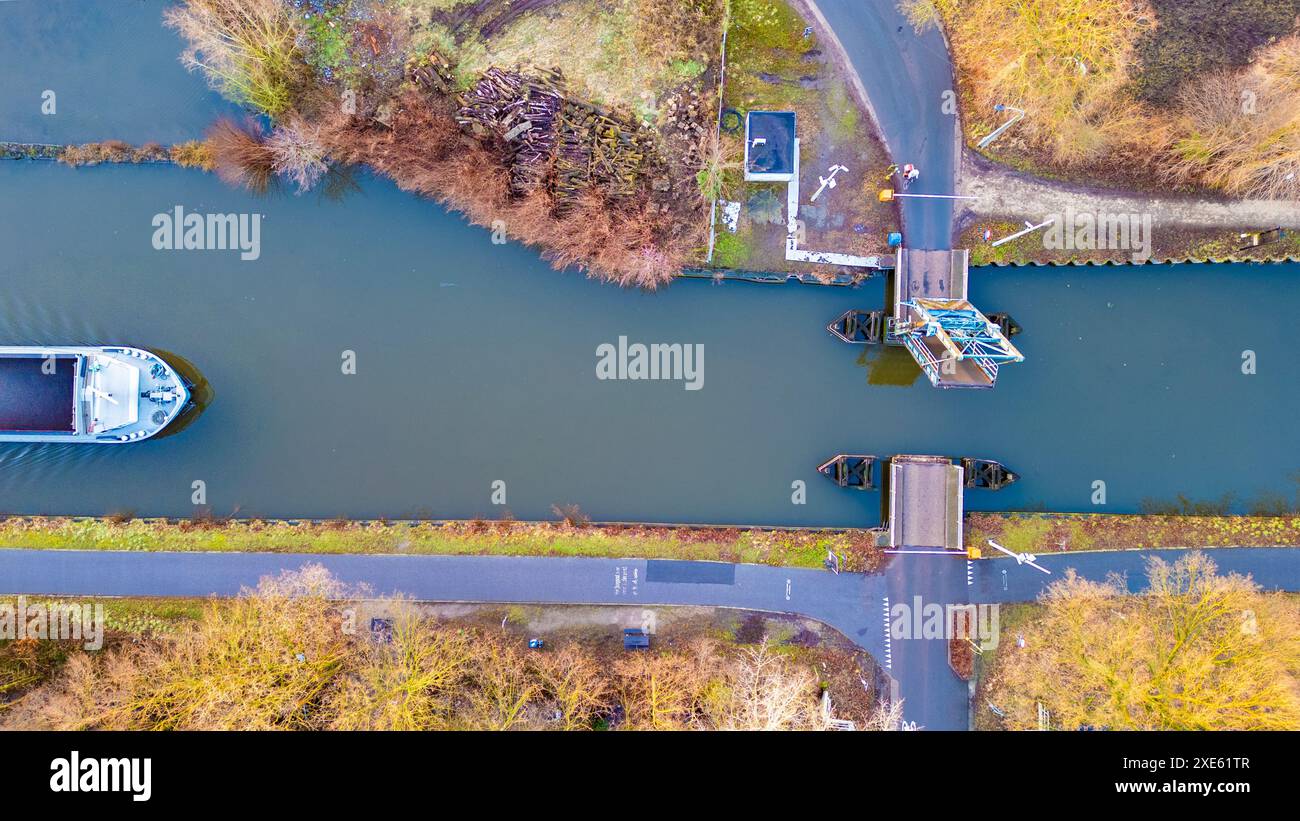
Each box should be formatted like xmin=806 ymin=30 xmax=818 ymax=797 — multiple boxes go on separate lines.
xmin=882 ymin=596 xmax=892 ymax=669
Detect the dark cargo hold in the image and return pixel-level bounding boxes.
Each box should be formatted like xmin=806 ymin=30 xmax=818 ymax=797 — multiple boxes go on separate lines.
xmin=0 ymin=355 xmax=76 ymax=433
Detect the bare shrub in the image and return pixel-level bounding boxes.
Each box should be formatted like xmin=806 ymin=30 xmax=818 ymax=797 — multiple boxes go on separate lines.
xmin=329 ymin=605 xmax=472 ymax=730
xmin=719 ymin=643 xmax=824 ymax=730
xmin=170 ymin=140 xmax=216 ymax=171
xmin=530 ymin=645 xmax=610 ymax=730
xmin=1154 ymin=35 xmax=1300 ymax=199
xmin=928 ymin=0 xmax=1155 ymax=166
xmin=59 ymin=140 xmax=134 ymax=166
xmin=319 ymin=94 xmax=687 ymax=288
xmin=632 ymin=0 xmax=724 ymax=65
xmin=206 ymin=118 xmax=276 ymax=194
xmin=462 ymin=638 xmax=540 ymax=730
xmin=551 ymin=503 xmax=590 ymax=528
xmin=267 ymin=118 xmax=330 ymax=193
xmin=9 ymin=566 xmax=352 ymax=730
xmin=985 ymin=552 xmax=1300 ymax=730
xmin=612 ymin=638 xmax=728 ymax=729
xmin=164 ymin=0 xmax=306 ymax=116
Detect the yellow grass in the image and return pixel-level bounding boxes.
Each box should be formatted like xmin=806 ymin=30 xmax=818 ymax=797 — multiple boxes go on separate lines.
xmin=914 ymin=0 xmax=1300 ymax=197
xmin=983 ymin=552 xmax=1300 ymax=730
xmin=454 ymin=0 xmax=719 ymax=119
xmin=2 ymin=567 xmax=881 ymax=730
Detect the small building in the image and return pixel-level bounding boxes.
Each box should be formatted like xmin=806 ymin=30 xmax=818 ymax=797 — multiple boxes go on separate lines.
xmin=744 ymin=111 xmax=797 ymax=182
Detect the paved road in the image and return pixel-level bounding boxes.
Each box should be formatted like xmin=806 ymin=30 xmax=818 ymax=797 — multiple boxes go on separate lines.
xmin=810 ymin=0 xmax=960 ymax=248
xmin=884 ymin=553 xmax=970 ymax=730
xmin=0 ymin=548 xmax=940 ymax=722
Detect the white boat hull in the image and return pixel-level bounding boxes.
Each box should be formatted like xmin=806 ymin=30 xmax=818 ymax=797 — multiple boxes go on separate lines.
xmin=0 ymin=346 xmax=191 ymax=443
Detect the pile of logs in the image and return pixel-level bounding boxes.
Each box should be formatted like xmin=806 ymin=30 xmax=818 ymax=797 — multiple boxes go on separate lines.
xmin=554 ymin=99 xmax=651 ymax=201
xmin=455 ymin=67 xmax=565 ymax=196
xmin=453 ymin=65 xmax=657 ymax=203
xmin=410 ymin=52 xmax=459 ymax=97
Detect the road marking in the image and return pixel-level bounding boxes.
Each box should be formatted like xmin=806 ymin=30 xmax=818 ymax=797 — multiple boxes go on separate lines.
xmin=882 ymin=596 xmax=893 ymax=670
xmin=966 ymin=559 xmax=974 ymax=587
xmin=785 ymin=578 xmax=791 ymax=601
xmin=612 ymin=565 xmax=639 ymax=597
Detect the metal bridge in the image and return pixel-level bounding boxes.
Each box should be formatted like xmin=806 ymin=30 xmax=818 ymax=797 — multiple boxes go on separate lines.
xmin=886 ymin=247 xmax=1023 ymax=389
xmin=892 ymin=298 xmax=1023 ymax=389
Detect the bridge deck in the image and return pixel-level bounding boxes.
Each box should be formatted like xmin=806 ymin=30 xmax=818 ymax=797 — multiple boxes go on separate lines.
xmin=888 ymin=455 xmax=964 ymax=550
xmin=892 ymin=248 xmax=968 ymax=326
xmin=891 ymin=248 xmax=999 ymax=388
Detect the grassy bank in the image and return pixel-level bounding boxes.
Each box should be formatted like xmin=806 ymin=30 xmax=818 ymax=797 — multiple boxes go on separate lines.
xmin=966 ymin=511 xmax=1300 ymax=555
xmin=0 ymin=516 xmax=881 ymax=571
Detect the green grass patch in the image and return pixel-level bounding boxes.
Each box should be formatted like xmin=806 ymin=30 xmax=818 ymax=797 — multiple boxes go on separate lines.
xmin=711 ymin=227 xmax=754 ymax=267
xmin=824 ymin=80 xmax=861 ymax=143
xmin=0 ymin=517 xmax=882 ymax=571
xmin=723 ymin=0 xmax=818 ymax=113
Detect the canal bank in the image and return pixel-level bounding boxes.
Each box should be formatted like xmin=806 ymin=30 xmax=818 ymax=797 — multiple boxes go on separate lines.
xmin=0 ymin=515 xmax=882 ymax=571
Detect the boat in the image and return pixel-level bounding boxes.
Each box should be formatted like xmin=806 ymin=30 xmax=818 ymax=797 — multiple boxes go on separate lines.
xmin=816 ymin=454 xmax=877 ymax=489
xmin=0 ymin=346 xmax=191 ymax=443
xmin=959 ymin=457 xmax=1019 ymax=490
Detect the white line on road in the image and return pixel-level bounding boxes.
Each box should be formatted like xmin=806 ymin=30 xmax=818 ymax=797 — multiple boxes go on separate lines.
xmin=882 ymin=596 xmax=893 ymax=670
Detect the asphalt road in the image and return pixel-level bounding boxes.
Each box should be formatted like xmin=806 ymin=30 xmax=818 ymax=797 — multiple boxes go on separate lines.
xmin=810 ymin=0 xmax=960 ymax=248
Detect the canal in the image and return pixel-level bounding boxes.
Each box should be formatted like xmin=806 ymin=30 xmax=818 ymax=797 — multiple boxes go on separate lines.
xmin=0 ymin=0 xmax=1296 ymax=524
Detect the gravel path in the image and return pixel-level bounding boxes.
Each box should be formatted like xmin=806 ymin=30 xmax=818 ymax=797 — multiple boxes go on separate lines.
xmin=959 ymin=152 xmax=1300 ymax=230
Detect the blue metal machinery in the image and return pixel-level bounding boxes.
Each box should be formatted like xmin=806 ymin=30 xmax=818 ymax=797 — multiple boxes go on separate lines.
xmin=892 ymin=298 xmax=1024 ymax=388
